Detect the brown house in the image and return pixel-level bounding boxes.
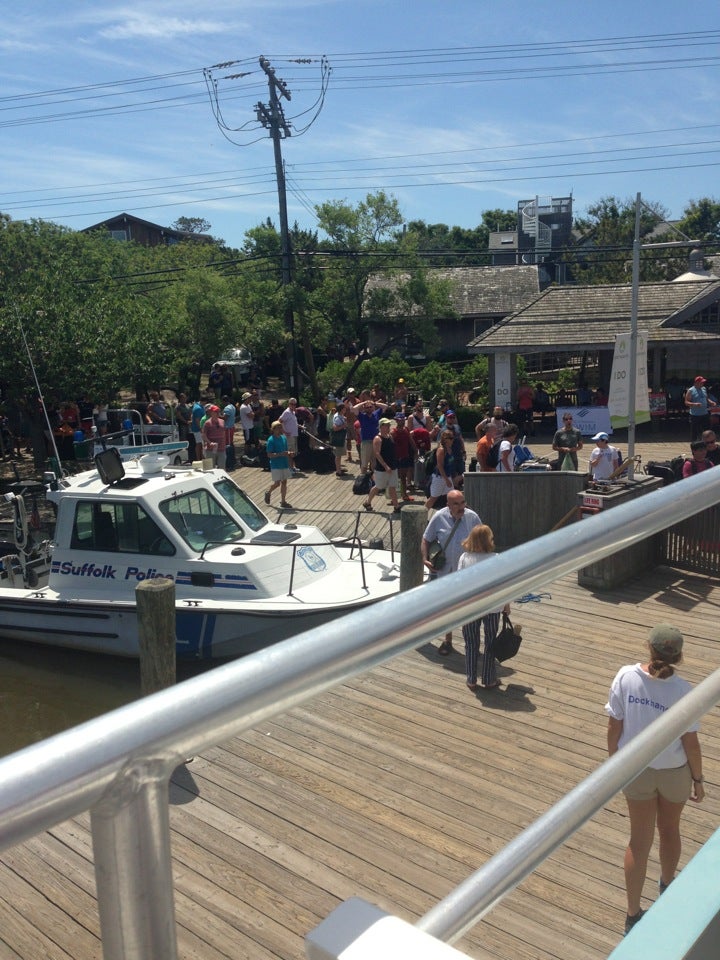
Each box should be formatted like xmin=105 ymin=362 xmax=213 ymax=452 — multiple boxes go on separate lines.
xmin=81 ymin=213 xmax=212 ymax=247
xmin=365 ymin=265 xmax=543 ymax=356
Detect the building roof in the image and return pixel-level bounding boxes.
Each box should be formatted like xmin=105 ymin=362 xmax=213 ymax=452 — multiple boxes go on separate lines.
xmin=81 ymin=212 xmax=212 ymax=244
xmin=468 ymin=279 xmax=720 ymax=354
xmin=365 ymin=265 xmax=541 ymax=319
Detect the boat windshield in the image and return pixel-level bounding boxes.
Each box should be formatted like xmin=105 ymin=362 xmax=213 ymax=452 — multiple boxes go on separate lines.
xmin=213 ymin=477 xmax=267 ymax=532
xmin=159 ymin=488 xmax=244 ymax=551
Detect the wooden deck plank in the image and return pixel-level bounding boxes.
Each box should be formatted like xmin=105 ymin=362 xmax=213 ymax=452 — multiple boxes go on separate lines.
xmin=1 ymin=448 xmax=719 ymax=960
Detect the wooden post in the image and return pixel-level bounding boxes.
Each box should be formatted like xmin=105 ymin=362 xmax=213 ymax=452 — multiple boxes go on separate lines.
xmin=400 ymin=505 xmax=427 ymax=591
xmin=136 ymin=577 xmax=176 ymax=696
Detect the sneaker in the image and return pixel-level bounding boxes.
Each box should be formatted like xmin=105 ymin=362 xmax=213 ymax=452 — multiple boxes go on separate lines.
xmin=264 ymin=491 xmax=271 ymax=505
xmin=624 ymin=909 xmax=645 ymax=936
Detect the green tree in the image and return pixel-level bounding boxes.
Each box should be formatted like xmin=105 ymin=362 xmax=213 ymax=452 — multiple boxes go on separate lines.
xmin=313 ymin=192 xmax=457 ymax=394
xmin=171 ymin=216 xmax=212 ymax=234
xmin=677 ymin=198 xmax=720 ymax=244
xmin=569 ymin=196 xmax=680 ymax=284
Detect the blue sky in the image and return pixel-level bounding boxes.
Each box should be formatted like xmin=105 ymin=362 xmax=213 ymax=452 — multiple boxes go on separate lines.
xmin=1 ymin=1 xmax=719 ymax=248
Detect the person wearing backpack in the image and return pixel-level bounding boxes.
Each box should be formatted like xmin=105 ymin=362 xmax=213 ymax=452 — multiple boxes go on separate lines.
xmin=681 ymin=440 xmax=714 ymax=478
xmin=476 ymin=422 xmax=495 ymax=472
xmin=425 ymin=430 xmax=456 ymax=511
xmin=496 ymin=424 xmax=520 ymax=472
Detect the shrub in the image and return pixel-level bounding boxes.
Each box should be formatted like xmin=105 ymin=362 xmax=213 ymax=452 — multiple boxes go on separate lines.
xmin=455 ymin=405 xmax=484 ymax=436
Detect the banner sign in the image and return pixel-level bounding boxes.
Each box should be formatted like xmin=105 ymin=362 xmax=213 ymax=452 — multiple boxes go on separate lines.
xmin=493 ymin=352 xmax=512 ymax=411
xmin=556 ymin=406 xmax=612 ymax=436
xmin=608 ymin=332 xmax=650 ymax=429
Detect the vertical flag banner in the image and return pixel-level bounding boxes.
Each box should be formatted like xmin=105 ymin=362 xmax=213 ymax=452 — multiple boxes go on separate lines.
xmin=493 ymin=352 xmax=512 ymax=410
xmin=608 ymin=332 xmax=650 ymax=428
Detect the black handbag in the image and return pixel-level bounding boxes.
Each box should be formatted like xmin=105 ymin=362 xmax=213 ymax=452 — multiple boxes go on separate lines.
xmin=495 ymin=612 xmax=522 ymax=663
xmin=426 ymin=516 xmax=463 ymax=572
xmin=427 ymin=539 xmax=446 ymax=569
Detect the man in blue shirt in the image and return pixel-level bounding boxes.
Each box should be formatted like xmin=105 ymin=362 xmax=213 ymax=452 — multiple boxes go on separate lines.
xmin=350 ymin=398 xmax=389 ymax=473
xmin=264 ymin=421 xmax=292 ymax=508
xmin=221 ymin=395 xmax=238 ymax=469
xmin=685 ymin=375 xmax=717 ymax=441
xmin=190 ymin=398 xmax=205 ymax=461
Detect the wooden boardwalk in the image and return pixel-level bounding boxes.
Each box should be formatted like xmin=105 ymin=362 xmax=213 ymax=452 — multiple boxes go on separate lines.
xmin=1 ymin=432 xmax=718 ymax=960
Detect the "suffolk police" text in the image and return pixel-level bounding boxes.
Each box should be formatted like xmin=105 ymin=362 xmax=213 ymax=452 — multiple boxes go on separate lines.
xmin=55 ymin=561 xmax=175 ymax=582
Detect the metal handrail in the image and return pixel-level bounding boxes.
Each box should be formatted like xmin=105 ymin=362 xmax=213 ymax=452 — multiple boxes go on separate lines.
xmin=417 ymin=665 xmax=720 ymax=944
xmin=0 ymin=468 xmax=719 ymax=959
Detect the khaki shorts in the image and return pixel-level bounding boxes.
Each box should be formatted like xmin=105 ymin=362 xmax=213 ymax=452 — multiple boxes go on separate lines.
xmin=623 ymin=763 xmax=691 ymax=803
xmin=372 ymin=469 xmax=397 ymax=491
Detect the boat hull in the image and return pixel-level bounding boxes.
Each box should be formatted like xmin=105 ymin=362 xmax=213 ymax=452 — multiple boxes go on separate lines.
xmin=0 ymin=591 xmax=391 ymax=659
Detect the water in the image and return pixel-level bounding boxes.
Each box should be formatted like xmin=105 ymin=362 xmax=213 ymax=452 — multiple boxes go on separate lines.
xmin=0 ymin=641 xmax=142 ymax=756
xmin=0 ymin=640 xmax=218 ymax=758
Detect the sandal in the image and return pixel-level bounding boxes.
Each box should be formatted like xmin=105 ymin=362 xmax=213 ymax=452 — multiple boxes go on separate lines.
xmin=280 ymin=501 xmax=293 ymax=508
xmin=362 ymin=501 xmax=373 ymax=512
xmin=624 ymin=909 xmax=645 ymax=936
xmin=438 ymin=640 xmax=454 ymax=656
xmin=264 ymin=490 xmax=271 ymax=505
xmin=482 ymin=679 xmax=502 ymax=689
xmin=466 ymin=682 xmax=478 ymax=692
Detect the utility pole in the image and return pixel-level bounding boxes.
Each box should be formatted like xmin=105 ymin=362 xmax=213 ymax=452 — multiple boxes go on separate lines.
xmin=256 ymin=57 xmax=298 ymax=393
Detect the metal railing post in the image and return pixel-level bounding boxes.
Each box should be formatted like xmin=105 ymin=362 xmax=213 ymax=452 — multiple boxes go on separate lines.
xmin=91 ymin=759 xmax=177 ymax=960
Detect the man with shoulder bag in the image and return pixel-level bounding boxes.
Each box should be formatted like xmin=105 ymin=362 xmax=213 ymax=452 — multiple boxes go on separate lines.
xmin=421 ymin=489 xmax=481 ymax=656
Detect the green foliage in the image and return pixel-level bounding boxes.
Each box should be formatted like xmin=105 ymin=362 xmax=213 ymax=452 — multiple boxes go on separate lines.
xmin=677 ymin=198 xmax=720 ymax=244
xmin=569 ymin=195 xmax=681 ymax=284
xmin=545 ymin=367 xmax=578 ymax=395
xmin=315 ymin=361 xmax=349 ymax=398
xmin=415 ymin=360 xmax=458 ymax=400
xmin=459 ymin=355 xmax=489 ymax=387
xmin=454 ymin=406 xmax=484 ymax=434
xmin=170 ymin=216 xmax=212 ymax=235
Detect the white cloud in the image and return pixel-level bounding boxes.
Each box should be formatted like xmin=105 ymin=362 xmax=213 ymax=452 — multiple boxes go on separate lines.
xmin=98 ymin=15 xmax=225 ymax=41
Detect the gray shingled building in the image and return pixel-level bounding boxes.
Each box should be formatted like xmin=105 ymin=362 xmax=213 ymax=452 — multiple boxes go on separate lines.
xmin=365 ymin=265 xmax=542 ymax=356
xmin=468 ymin=275 xmax=720 ymax=404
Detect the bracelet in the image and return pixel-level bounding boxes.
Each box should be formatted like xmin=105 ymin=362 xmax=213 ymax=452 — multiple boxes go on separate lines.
xmin=693 ymin=776 xmax=704 ymax=783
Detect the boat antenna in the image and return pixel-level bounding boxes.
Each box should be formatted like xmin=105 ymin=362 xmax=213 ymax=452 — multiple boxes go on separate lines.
xmin=13 ymin=303 xmax=66 ymax=476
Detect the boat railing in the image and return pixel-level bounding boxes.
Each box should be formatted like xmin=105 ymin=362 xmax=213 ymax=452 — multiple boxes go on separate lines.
xmin=286 ymin=533 xmax=370 ymax=595
xmin=196 ymin=528 xmax=373 ymax=595
xmin=0 ymin=469 xmax=719 ymax=960
xmin=107 ymin=407 xmax=179 ymax=446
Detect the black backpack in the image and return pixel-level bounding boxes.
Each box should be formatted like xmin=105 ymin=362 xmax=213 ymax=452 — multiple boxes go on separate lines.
xmin=486 ymin=439 xmax=502 ymax=470
xmin=423 ymin=448 xmax=438 ymax=479
xmin=670 ymin=455 xmax=686 ymax=482
xmin=352 ymin=472 xmax=372 ymax=496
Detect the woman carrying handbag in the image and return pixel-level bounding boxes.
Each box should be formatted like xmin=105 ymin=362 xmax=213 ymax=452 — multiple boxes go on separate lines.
xmin=457 ymin=524 xmax=509 ymax=690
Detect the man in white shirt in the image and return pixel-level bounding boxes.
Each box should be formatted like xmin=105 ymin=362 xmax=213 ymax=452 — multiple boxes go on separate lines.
xmin=238 ymin=392 xmax=256 ymax=455
xmin=279 ymin=398 xmax=300 ymax=473
xmin=589 ymin=432 xmax=620 ymax=481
